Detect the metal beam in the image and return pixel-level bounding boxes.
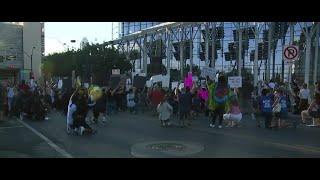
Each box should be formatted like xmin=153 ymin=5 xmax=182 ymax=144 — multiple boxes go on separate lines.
xmin=267 ymin=23 xmax=273 ymax=82
xmin=238 ymin=25 xmax=243 ymax=76
xmin=166 ymin=29 xmax=172 ymax=79
xmin=211 ymin=22 xmax=216 ymax=68
xmin=314 ymin=23 xmax=319 ymax=84
xmin=109 ymin=22 xmax=203 ymax=45
xmin=180 ymin=38 xmax=184 ymax=80
xmin=143 ymin=34 xmax=148 ymax=75
xmin=254 ymin=23 xmax=262 ymax=87
xmin=190 ymin=27 xmax=194 ymax=72
xmin=205 ymin=23 xmax=209 ymax=67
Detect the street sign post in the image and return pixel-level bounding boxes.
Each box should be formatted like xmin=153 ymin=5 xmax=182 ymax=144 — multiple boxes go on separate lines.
xmin=283 ymin=45 xmax=299 ymax=62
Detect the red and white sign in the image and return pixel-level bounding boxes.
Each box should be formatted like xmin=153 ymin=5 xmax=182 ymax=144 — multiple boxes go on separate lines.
xmin=283 ymin=45 xmax=299 ymax=62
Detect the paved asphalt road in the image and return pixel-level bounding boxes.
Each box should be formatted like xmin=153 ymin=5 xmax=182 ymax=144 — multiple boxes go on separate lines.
xmin=1 ymin=109 xmax=320 ymax=158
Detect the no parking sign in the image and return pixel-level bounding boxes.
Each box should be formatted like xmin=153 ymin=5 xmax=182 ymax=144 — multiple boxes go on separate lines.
xmin=283 ymin=45 xmax=299 ymax=62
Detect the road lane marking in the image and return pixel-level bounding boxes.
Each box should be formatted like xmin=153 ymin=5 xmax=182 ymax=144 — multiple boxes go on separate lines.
xmin=0 ymin=126 xmax=24 ymax=130
xmin=17 ymin=119 xmax=73 ymax=158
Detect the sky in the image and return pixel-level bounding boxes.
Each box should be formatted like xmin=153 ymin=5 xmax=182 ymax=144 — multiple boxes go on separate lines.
xmin=45 ymin=22 xmax=115 ymax=55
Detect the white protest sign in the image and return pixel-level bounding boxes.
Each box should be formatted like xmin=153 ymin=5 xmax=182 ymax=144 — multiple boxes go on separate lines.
xmin=84 ymin=83 xmax=89 ymax=89
xmin=150 ymin=74 xmax=163 ymax=83
xmin=228 ymin=76 xmax=242 ymax=88
xmin=112 ymin=69 xmax=120 ymax=75
xmin=171 ymin=81 xmax=179 ymax=90
xmin=139 ymin=73 xmax=146 ymax=77
xmin=162 ymin=75 xmax=170 ymax=88
xmin=192 ymin=76 xmax=199 ymax=82
xmin=201 ymin=67 xmax=216 ymax=80
xmin=58 ymin=80 xmax=63 ymax=89
xmin=146 ymin=80 xmax=152 ymax=88
xmin=179 ymin=83 xmax=184 ymax=90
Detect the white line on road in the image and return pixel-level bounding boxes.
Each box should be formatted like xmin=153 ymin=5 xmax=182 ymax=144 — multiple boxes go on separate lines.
xmin=17 ymin=119 xmax=73 ymax=158
xmin=0 ymin=126 xmax=24 ymax=130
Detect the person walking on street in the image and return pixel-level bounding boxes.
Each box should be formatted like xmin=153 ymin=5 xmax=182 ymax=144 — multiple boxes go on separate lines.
xmin=259 ymin=88 xmax=273 ymax=129
xmin=208 ymin=74 xmax=232 ymax=129
xmin=157 ymin=95 xmax=173 ymax=127
xmin=7 ymin=83 xmax=15 ymax=117
xmin=178 ymin=87 xmax=192 ymax=127
xmin=299 ymin=83 xmax=310 ymax=112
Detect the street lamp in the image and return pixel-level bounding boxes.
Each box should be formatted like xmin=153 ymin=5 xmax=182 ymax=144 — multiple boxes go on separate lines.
xmin=30 ymin=46 xmax=35 ymax=70
xmin=70 ymin=40 xmax=77 ymax=86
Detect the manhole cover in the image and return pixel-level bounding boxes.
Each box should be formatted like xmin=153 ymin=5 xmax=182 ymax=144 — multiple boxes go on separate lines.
xmin=131 ymin=141 xmax=204 ymax=158
xmin=0 ymin=151 xmax=30 ymax=158
xmin=146 ymin=143 xmax=187 ymax=152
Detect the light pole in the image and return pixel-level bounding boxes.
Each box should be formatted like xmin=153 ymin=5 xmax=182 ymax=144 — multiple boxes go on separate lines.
xmin=69 ymin=40 xmax=76 ymax=87
xmin=30 ymin=46 xmax=35 ymax=74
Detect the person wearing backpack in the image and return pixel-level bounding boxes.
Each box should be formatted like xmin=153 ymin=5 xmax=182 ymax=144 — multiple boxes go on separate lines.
xmin=208 ymin=74 xmax=232 ymax=129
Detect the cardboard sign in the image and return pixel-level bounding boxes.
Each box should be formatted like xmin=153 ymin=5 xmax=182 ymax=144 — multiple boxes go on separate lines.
xmin=58 ymin=80 xmax=63 ymax=89
xmin=112 ymin=69 xmax=120 ymax=75
xmin=201 ymin=67 xmax=216 ymax=80
xmin=171 ymin=81 xmax=179 ymax=90
xmin=84 ymin=83 xmax=89 ymax=89
xmin=162 ymin=75 xmax=170 ymax=88
xmin=228 ymin=76 xmax=242 ymax=88
xmin=146 ymin=80 xmax=152 ymax=88
xmin=178 ymin=83 xmax=184 ymax=90
xmin=133 ymin=76 xmax=147 ymax=89
xmin=150 ymin=74 xmax=163 ymax=83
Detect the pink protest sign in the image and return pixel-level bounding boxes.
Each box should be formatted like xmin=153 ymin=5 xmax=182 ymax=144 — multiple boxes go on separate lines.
xmin=198 ymin=88 xmax=209 ymax=101
xmin=184 ymin=72 xmax=193 ymax=88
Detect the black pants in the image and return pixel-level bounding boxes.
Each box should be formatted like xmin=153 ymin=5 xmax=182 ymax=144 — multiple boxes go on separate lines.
xmin=262 ymin=112 xmax=272 ymax=128
xmin=211 ymin=106 xmax=225 ymax=125
xmin=180 ymin=111 xmax=189 ymax=121
xmin=73 ymin=116 xmax=91 ymax=130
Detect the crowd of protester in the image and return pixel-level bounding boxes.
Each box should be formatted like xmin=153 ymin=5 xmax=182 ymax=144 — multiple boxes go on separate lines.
xmin=1 ymin=72 xmax=320 ymax=136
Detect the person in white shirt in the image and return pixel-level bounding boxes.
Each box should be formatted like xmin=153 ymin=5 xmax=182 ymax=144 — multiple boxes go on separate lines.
xmin=126 ymin=88 xmax=136 ymax=114
xmin=299 ymin=83 xmax=310 ymax=112
xmin=157 ymin=96 xmax=173 ymax=127
xmin=66 ymin=92 xmax=78 ymax=134
xmin=7 ymin=83 xmax=15 ymax=114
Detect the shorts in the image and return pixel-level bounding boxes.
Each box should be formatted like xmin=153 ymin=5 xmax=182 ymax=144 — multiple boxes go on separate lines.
xmin=223 ymin=113 xmax=242 ymax=122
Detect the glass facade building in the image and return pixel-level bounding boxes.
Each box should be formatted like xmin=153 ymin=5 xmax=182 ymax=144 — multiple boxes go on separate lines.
xmin=118 ymin=22 xmax=320 ymax=82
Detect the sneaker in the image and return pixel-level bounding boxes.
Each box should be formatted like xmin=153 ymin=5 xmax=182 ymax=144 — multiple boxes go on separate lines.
xmin=45 ymin=117 xmax=49 ymax=120
xmin=218 ymin=125 xmax=222 ymax=129
xmin=79 ymin=126 xmax=85 ymax=136
xmin=210 ymin=124 xmax=215 ymax=128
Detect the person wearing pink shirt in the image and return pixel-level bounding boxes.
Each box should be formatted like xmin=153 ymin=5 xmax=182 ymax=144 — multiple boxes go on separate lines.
xmin=223 ymin=96 xmax=242 ymax=128
xmin=198 ymin=87 xmax=209 ymax=112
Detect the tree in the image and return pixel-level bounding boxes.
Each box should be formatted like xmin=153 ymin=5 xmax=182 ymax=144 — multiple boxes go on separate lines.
xmin=42 ymin=43 xmax=132 ymax=85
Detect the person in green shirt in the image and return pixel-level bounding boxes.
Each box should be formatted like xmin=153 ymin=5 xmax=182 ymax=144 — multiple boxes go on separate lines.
xmin=207 ymin=74 xmax=232 ymax=129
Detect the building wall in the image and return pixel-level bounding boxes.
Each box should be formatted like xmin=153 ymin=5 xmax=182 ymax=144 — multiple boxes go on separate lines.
xmin=23 ymin=22 xmax=42 ymax=80
xmin=0 ymin=22 xmax=23 ymax=70
xmin=120 ymin=22 xmax=318 ymax=82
